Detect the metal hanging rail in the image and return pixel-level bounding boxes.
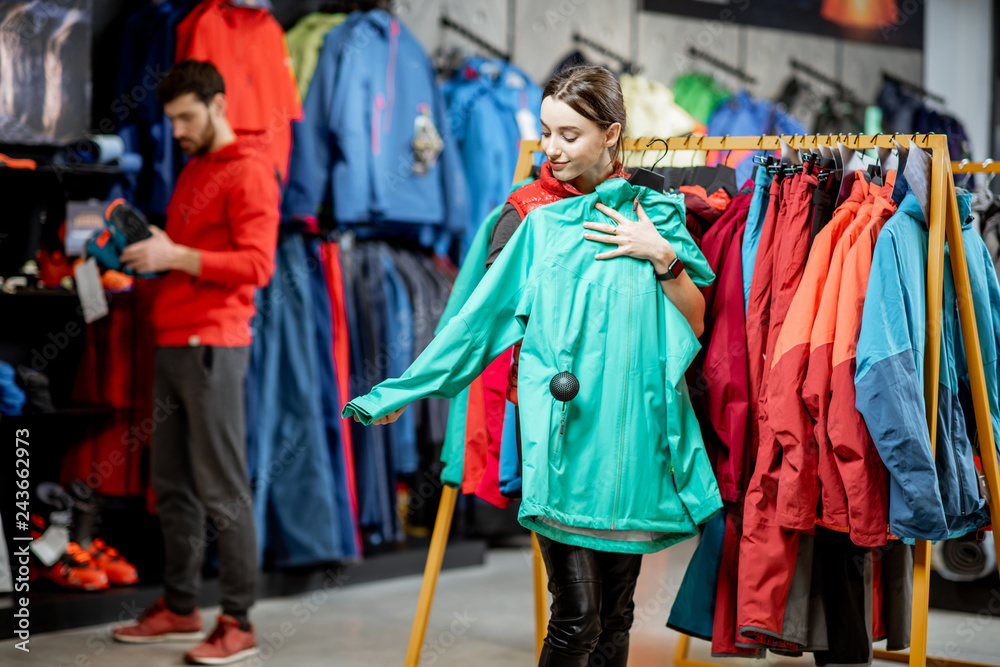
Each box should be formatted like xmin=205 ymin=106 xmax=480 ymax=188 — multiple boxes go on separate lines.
xmin=572 ymin=31 xmax=640 ymax=74
xmin=790 ymin=57 xmax=864 ymax=104
xmin=687 ymin=46 xmax=756 ymax=85
xmin=440 ymin=13 xmax=510 ymax=61
xmin=883 ymin=70 xmax=946 ymax=106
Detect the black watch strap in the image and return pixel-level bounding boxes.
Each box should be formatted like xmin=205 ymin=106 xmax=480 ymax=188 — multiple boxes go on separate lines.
xmin=655 ymin=257 xmax=684 ymax=281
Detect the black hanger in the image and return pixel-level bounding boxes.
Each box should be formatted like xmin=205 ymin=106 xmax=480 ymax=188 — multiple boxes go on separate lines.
xmin=628 ymin=138 xmax=669 ymax=192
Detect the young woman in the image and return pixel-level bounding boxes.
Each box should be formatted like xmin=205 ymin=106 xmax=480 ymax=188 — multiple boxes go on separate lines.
xmin=351 ymin=66 xmax=710 ymax=667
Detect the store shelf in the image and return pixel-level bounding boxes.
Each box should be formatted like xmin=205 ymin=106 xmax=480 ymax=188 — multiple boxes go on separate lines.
xmin=0 ymin=164 xmax=124 ymax=176
xmin=1 ymin=406 xmax=117 ymax=420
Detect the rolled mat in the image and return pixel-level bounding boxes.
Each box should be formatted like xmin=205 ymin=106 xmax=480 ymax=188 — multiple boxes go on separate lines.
xmin=932 ymin=536 xmax=997 ymax=582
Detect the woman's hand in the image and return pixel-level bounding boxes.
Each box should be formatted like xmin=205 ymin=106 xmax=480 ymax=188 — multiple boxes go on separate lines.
xmin=355 ymin=406 xmax=407 ymax=425
xmin=586 ymin=200 xmax=675 ymax=270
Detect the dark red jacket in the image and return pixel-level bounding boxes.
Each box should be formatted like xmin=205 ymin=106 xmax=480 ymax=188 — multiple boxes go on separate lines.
xmin=694 ymin=191 xmax=752 ymax=502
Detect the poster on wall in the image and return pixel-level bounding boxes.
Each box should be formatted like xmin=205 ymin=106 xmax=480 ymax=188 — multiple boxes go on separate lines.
xmin=0 ymin=0 xmax=92 ymax=145
xmin=642 ymin=0 xmax=923 ymax=49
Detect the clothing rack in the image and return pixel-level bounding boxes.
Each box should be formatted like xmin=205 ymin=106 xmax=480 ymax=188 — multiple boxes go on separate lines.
xmin=952 ymin=159 xmax=1000 ymax=173
xmin=405 ymin=135 xmax=1000 ymax=667
xmin=789 ymin=57 xmax=863 ymax=105
xmin=440 ymin=13 xmax=510 ymax=62
xmin=571 ymin=31 xmax=640 ymax=75
xmin=883 ymin=70 xmax=947 ymax=106
xmin=688 ymin=46 xmax=756 ymax=85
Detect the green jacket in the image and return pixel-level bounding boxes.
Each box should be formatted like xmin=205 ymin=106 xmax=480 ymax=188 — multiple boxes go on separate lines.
xmin=436 ymin=201 xmax=506 ymax=487
xmin=344 ymin=178 xmax=723 ymax=552
xmin=286 ymin=12 xmax=347 ymax=101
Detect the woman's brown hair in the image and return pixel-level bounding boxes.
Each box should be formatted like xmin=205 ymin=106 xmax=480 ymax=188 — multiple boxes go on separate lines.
xmin=543 ymin=66 xmax=627 ymax=170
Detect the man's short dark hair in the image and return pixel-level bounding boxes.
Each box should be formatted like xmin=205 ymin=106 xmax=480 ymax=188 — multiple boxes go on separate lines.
xmin=157 ymin=59 xmax=225 ymax=106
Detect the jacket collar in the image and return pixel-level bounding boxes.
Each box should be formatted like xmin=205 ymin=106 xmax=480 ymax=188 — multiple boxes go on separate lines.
xmin=540 ymin=160 xmax=627 ymax=202
xmin=594 ymin=176 xmax=638 ymax=209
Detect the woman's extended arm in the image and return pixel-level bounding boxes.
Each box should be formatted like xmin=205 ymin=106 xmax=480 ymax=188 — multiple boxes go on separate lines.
xmin=587 ymin=201 xmax=706 ymax=337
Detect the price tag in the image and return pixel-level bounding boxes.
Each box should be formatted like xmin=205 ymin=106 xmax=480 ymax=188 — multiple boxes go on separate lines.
xmin=75 ymin=257 xmax=109 ymax=323
xmin=30 ymin=525 xmax=69 ymax=567
xmin=516 ymin=108 xmax=539 ymax=141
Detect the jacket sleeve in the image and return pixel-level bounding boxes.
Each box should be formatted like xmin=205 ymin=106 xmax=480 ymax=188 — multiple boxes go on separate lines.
xmin=855 ymin=228 xmax=948 ymax=541
xmin=328 ymin=22 xmax=371 ymax=224
xmin=645 ymin=190 xmax=714 ymax=287
xmin=343 ymin=219 xmax=537 ymax=424
xmin=281 ymin=24 xmax=345 ymax=219
xmin=199 ymin=160 xmax=280 ymax=288
xmin=434 ymin=81 xmax=470 ymax=241
xmin=664 ymin=296 xmax=721 ymax=524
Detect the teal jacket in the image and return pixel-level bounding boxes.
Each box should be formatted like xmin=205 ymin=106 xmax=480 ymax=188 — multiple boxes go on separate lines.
xmin=344 ymin=178 xmax=722 ymax=552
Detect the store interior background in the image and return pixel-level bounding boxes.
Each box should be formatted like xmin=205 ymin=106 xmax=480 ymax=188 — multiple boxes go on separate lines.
xmin=4 ymin=0 xmax=999 ymax=648
xmin=90 ymin=0 xmax=994 ymax=161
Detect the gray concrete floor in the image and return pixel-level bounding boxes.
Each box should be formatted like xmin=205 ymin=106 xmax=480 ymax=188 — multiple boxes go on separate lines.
xmin=3 ymin=538 xmax=1000 ymax=666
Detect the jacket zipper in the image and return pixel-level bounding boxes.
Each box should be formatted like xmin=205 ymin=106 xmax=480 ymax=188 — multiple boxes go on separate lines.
xmin=384 ymin=18 xmax=399 ymax=134
xmin=957 ymin=433 xmax=969 ymax=517
xmin=372 ymin=93 xmax=384 ymax=156
xmin=612 ymin=237 xmax=634 ymax=530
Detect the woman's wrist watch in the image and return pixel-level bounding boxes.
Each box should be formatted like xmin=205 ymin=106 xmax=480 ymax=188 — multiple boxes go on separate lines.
xmin=655 ymin=256 xmax=685 ymax=281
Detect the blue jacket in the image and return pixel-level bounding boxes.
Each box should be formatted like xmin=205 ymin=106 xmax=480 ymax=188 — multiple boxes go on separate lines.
xmin=283 ymin=11 xmax=469 ymax=250
xmin=741 ymin=165 xmax=772 ymax=310
xmin=247 ymin=234 xmax=354 ymax=566
xmin=441 ymin=58 xmax=542 ymax=256
xmin=707 ymin=90 xmax=808 ymax=185
xmin=855 ymin=187 xmax=998 ymax=542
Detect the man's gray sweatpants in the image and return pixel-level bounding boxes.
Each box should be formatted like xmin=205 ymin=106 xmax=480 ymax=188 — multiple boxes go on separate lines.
xmin=151 ymin=345 xmax=256 ymax=618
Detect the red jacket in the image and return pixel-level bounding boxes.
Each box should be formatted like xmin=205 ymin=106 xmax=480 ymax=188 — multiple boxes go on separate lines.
xmin=745 ymin=175 xmax=787 ymax=483
xmin=151 ymin=139 xmax=280 ymax=347
xmin=176 ymin=0 xmax=302 ymax=179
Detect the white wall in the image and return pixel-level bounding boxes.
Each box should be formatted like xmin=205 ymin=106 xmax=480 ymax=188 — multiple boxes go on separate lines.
xmin=924 ymin=0 xmax=993 ymax=160
xmin=396 ymin=0 xmax=936 ymax=138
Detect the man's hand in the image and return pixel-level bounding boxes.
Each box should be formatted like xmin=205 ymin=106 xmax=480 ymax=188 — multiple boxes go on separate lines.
xmin=354 ymin=406 xmax=407 ymax=425
xmin=121 ymin=226 xmax=178 ymax=274
xmin=121 ymin=226 xmax=201 ymax=276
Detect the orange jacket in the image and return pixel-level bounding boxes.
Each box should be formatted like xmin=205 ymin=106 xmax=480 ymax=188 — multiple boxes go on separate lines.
xmin=768 ymin=171 xmax=870 ymax=531
xmin=826 ymin=184 xmax=898 ymax=546
xmin=800 ymin=178 xmax=887 ymax=531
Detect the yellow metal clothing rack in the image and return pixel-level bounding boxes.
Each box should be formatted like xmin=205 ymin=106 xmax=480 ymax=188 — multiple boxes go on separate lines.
xmin=404 ymin=135 xmax=1000 ymax=667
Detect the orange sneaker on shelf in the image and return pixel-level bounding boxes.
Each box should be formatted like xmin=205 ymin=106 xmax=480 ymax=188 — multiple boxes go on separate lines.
xmin=184 ymin=615 xmax=257 ymax=665
xmin=36 ymin=542 xmax=109 ymax=591
xmin=113 ymin=598 xmax=203 ymax=644
xmin=86 ymin=538 xmax=139 ymax=585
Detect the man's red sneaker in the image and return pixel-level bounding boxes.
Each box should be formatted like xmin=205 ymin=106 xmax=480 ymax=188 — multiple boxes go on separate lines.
xmin=112 ymin=598 xmax=203 ymax=643
xmin=184 ymin=615 xmax=258 ymax=665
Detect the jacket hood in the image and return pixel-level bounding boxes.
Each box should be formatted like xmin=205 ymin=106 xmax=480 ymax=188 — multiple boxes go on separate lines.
xmin=896 ymin=182 xmax=972 ymax=231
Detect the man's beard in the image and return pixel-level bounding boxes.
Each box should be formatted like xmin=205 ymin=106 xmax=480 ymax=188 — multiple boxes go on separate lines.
xmin=183 ymin=117 xmax=217 ymax=156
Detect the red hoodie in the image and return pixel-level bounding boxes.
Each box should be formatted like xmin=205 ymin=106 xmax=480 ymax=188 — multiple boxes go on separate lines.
xmin=151 ymin=138 xmax=280 ymax=347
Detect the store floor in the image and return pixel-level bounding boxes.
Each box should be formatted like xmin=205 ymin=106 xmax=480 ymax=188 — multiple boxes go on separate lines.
xmin=5 ymin=537 xmax=999 ymax=666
